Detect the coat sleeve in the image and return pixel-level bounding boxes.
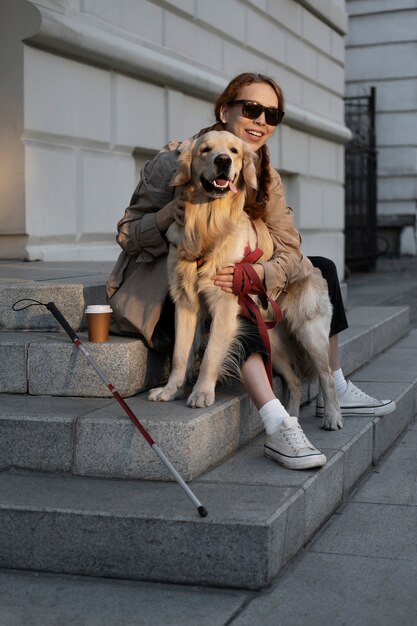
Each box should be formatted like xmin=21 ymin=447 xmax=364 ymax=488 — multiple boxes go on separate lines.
xmin=115 ymin=147 xmax=180 ymax=261
xmin=259 ymin=168 xmax=304 ymax=293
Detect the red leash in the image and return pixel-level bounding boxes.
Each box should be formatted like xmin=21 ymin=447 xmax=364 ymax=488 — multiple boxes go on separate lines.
xmin=232 ymin=248 xmax=282 ymax=385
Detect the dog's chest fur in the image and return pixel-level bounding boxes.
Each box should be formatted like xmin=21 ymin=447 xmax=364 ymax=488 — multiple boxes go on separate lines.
xmin=166 ymin=199 xmax=272 ymax=311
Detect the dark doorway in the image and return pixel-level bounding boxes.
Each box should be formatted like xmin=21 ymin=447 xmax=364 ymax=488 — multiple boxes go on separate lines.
xmin=344 ymin=87 xmax=377 ymax=271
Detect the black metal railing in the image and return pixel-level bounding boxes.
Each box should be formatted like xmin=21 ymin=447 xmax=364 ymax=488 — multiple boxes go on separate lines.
xmin=344 ymin=87 xmax=377 ymax=271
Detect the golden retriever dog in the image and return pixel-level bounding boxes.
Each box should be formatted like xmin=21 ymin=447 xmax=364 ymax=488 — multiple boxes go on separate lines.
xmin=148 ymin=130 xmax=342 ymax=431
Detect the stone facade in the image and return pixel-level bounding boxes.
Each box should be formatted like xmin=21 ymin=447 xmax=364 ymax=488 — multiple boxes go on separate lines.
xmin=0 ymin=0 xmax=349 ymax=275
xmin=345 ymin=0 xmax=417 ymax=256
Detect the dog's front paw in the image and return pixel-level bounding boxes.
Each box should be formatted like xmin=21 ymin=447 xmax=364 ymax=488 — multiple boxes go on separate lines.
xmin=321 ymin=411 xmax=343 ymax=431
xmin=148 ymin=386 xmax=179 ymax=402
xmin=187 ymin=387 xmax=215 ymax=408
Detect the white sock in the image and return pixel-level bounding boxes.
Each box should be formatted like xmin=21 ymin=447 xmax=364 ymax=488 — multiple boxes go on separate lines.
xmin=332 ymin=368 xmax=348 ymax=397
xmin=259 ymin=399 xmax=290 ymax=435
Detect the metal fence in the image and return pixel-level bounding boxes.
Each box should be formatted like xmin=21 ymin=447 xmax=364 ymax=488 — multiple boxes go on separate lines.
xmin=344 ymin=87 xmax=377 ymax=271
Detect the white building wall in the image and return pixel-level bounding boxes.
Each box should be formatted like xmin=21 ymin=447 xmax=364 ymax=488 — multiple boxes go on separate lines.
xmin=345 ymin=0 xmax=417 ymax=255
xmin=0 ymin=0 xmax=350 ymax=276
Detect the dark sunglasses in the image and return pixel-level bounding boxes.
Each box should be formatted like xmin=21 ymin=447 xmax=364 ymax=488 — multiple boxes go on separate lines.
xmin=227 ymin=100 xmax=285 ymax=126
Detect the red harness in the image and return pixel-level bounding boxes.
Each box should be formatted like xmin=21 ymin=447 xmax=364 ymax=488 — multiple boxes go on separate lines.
xmin=197 ymin=246 xmax=282 ymax=386
xmin=231 ymin=247 xmax=282 ymax=385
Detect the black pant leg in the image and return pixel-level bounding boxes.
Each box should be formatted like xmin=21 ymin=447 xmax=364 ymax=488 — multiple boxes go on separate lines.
xmin=308 ymin=256 xmax=348 ymax=336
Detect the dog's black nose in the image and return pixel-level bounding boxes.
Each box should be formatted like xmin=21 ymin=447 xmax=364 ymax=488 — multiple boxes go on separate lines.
xmin=214 ymin=154 xmax=232 ymax=168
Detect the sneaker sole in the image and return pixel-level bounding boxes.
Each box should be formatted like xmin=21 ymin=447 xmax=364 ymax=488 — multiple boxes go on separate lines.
xmin=264 ymin=446 xmax=327 ymax=470
xmin=316 ymin=400 xmax=396 ymax=418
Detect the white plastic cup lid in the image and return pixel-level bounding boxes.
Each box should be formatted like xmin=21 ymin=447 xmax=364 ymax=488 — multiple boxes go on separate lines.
xmin=85 ymin=305 xmax=112 ymax=314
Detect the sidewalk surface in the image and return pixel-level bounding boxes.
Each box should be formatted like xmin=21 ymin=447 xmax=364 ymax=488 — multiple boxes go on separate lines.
xmin=1 ymin=256 xmax=417 ymax=625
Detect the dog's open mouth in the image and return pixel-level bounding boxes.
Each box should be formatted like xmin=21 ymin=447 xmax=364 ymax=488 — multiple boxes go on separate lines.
xmin=201 ymin=175 xmax=237 ymax=196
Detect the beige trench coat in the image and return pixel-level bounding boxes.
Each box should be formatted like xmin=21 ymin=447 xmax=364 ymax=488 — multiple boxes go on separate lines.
xmin=106 ymin=134 xmax=312 ymax=348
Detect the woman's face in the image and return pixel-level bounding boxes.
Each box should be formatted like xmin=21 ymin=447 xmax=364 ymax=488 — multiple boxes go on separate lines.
xmin=220 ymin=82 xmax=279 ymax=151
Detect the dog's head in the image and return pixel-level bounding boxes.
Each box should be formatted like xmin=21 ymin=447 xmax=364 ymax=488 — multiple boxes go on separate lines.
xmin=170 ymin=130 xmax=258 ymax=198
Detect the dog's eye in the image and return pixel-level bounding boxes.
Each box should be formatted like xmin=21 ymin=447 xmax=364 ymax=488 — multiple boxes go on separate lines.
xmin=201 ymin=146 xmax=211 ymax=154
xmin=231 ymin=147 xmax=239 ymax=154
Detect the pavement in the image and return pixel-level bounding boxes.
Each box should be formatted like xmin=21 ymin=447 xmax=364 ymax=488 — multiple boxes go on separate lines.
xmin=1 ymin=256 xmax=417 ymax=625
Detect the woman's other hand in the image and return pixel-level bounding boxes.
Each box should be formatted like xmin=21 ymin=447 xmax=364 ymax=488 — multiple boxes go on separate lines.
xmin=212 ymin=263 xmax=265 ymax=293
xmin=212 ymin=265 xmax=235 ymax=293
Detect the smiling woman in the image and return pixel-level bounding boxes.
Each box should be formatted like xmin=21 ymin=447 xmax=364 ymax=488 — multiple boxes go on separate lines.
xmin=106 ymin=71 xmax=395 ymax=473
xmin=218 ymin=81 xmax=281 ymax=150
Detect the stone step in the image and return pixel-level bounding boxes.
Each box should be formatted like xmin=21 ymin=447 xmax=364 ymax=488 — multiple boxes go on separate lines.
xmin=1 ymin=329 xmax=416 ymax=589
xmin=0 ymin=305 xmax=410 ymax=398
xmin=0 ymin=331 xmax=170 ymax=397
xmin=0 ymin=306 xmax=410 ymax=482
xmin=0 ymin=281 xmax=107 ymax=332
xmin=0 ymin=382 xmax=259 ymax=482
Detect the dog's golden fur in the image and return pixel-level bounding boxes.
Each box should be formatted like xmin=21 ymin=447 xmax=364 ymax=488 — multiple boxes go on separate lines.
xmin=269 ymin=270 xmax=342 ymax=429
xmin=149 ymin=130 xmax=342 ymax=430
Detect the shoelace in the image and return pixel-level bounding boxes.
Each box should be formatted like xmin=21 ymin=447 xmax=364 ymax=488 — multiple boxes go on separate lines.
xmin=348 ymin=383 xmax=378 ymax=402
xmin=283 ymin=424 xmax=313 ymax=451
xmin=319 ymin=383 xmax=378 ymax=406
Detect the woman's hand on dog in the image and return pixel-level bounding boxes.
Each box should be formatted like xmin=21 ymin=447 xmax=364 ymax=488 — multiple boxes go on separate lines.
xmin=156 ymin=197 xmax=185 ymax=233
xmin=213 ymin=264 xmax=265 ymax=293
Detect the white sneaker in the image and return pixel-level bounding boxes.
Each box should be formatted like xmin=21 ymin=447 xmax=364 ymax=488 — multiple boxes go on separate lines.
xmin=264 ymin=416 xmax=327 ymax=470
xmin=316 ymin=380 xmax=396 ymax=417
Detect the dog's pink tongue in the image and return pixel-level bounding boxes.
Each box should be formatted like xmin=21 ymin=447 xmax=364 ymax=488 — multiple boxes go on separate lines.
xmin=214 ymin=178 xmax=237 ymax=193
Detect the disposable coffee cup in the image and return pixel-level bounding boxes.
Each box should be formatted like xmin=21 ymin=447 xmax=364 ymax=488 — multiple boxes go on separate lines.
xmin=85 ymin=305 xmax=112 ymax=342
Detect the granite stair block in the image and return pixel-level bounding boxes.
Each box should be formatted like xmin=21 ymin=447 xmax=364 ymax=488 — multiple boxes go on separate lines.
xmin=0 ymin=282 xmax=107 ymax=331
xmin=338 ymin=305 xmax=409 ymax=376
xmin=0 ymin=331 xmax=170 ymax=398
xmin=0 ymin=384 xmax=260 ymax=481
xmin=27 ymin=333 xmax=170 ymax=398
xmin=350 ymin=329 xmax=417 ymax=460
xmin=0 ymin=331 xmax=69 ymax=394
xmin=0 ymin=472 xmax=307 ymax=589
xmin=74 ymin=386 xmax=260 ymax=481
xmin=1 ymin=284 xmax=85 ymax=331
xmin=0 ymin=395 xmax=109 ymax=473
xmin=0 ymin=333 xmax=29 ymax=393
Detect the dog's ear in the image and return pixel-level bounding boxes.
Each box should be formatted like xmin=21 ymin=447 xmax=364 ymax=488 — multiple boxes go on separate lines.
xmin=170 ymin=139 xmax=193 ymax=187
xmin=242 ymin=148 xmax=258 ymax=190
